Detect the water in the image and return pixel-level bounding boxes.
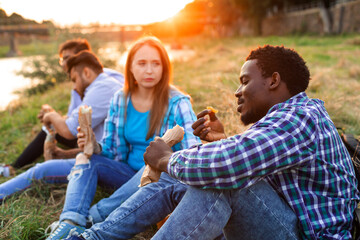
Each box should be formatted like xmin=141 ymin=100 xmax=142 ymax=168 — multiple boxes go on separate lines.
xmin=0 ymin=57 xmax=35 ymax=111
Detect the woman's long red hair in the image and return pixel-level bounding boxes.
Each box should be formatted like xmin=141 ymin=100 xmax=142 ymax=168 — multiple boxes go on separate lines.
xmin=124 ymin=36 xmax=172 ymax=140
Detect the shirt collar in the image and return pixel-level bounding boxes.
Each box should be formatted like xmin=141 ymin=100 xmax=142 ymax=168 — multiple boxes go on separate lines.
xmin=84 ymin=72 xmax=106 ymax=96
xmin=268 ymin=92 xmax=315 ymax=114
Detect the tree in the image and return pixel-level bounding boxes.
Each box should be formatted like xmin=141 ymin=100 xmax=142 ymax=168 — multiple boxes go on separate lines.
xmin=8 ymin=13 xmax=26 ymax=25
xmin=0 ymin=9 xmax=7 ymax=19
xmin=232 ymin=0 xmax=284 ymax=36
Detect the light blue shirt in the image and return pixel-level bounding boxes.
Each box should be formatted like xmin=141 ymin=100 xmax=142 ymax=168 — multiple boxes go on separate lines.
xmin=103 ymin=68 xmax=124 ymax=84
xmin=124 ymin=100 xmax=154 ymax=171
xmin=67 ymin=68 xmax=124 ymax=116
xmin=65 ymin=72 xmax=122 ymax=141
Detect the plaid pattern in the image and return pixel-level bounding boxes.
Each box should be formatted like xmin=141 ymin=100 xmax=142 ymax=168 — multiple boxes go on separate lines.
xmin=100 ymin=86 xmax=200 ymax=163
xmin=168 ymin=92 xmax=359 ymax=239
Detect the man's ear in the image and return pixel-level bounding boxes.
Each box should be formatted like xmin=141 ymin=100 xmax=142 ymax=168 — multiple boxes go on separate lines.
xmin=269 ymin=72 xmax=281 ymax=90
xmin=82 ymin=67 xmax=92 ymax=79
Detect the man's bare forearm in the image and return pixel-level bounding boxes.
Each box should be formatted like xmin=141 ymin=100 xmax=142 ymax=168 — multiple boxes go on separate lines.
xmin=52 ymin=147 xmax=82 ymax=159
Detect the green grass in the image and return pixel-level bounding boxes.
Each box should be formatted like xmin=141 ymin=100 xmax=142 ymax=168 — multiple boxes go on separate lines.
xmin=0 ymin=34 xmax=360 ymax=239
xmin=0 ymin=41 xmax=59 ymax=58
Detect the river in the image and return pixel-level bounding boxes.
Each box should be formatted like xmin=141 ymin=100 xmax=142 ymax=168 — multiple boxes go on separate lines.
xmin=0 ymin=57 xmax=35 ymax=111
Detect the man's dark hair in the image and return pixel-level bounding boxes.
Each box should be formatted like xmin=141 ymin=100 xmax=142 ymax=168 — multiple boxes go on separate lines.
xmin=67 ymin=50 xmax=103 ymax=75
xmin=246 ymin=45 xmax=310 ymax=96
xmin=59 ymin=38 xmax=91 ymax=55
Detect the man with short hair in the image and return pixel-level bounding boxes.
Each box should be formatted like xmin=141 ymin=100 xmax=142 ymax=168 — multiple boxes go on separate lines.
xmin=143 ymin=45 xmax=359 ymax=239
xmin=2 ymin=39 xmax=123 ymax=175
xmin=59 ymin=39 xmax=124 ymax=116
xmin=0 ymin=51 xmax=122 ymax=203
xmin=43 ymin=50 xmax=117 ymax=144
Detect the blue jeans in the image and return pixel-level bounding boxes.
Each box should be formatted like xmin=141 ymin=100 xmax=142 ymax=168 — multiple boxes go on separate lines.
xmin=60 ymin=154 xmax=140 ymax=227
xmin=0 ymin=159 xmax=75 ymax=201
xmin=81 ymin=173 xmax=188 ymax=240
xmin=89 ymin=167 xmax=144 ymax=223
xmin=153 ymin=180 xmax=300 ymax=240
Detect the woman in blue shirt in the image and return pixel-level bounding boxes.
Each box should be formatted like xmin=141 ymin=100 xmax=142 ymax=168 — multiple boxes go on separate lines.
xmin=46 ymin=36 xmax=200 ymax=239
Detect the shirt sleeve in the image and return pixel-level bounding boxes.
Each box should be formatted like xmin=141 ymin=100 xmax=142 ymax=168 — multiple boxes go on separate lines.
xmin=172 ymin=97 xmax=201 ymax=151
xmin=167 ymin=107 xmax=319 ymax=189
xmin=99 ymin=93 xmax=120 ymax=160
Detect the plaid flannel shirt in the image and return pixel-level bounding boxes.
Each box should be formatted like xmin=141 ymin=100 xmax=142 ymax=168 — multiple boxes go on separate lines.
xmin=99 ymin=86 xmax=200 ymax=163
xmin=168 ymin=92 xmax=359 ymax=239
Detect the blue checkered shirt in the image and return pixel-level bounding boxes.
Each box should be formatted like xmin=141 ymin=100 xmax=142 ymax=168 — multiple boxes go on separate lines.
xmin=168 ymin=92 xmax=359 ymax=239
xmin=99 ymin=86 xmax=200 ymax=164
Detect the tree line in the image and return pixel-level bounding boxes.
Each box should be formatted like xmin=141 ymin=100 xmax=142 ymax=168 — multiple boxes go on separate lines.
xmin=0 ymin=8 xmax=54 ymax=27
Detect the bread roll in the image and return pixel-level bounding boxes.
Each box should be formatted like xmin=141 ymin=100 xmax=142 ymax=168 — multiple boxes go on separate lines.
xmin=140 ymin=125 xmax=184 ymax=187
xmin=78 ymin=105 xmax=93 ymax=158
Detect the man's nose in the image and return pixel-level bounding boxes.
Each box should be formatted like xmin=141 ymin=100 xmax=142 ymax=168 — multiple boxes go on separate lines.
xmin=234 ymin=85 xmax=242 ymax=97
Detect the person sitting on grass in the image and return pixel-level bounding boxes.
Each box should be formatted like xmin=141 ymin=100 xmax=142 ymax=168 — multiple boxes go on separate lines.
xmin=45 ymin=36 xmax=200 ymax=240
xmin=67 ymin=45 xmax=358 ymax=240
xmin=143 ymin=45 xmax=360 ymax=239
xmin=0 ymin=38 xmax=124 ymax=177
xmin=0 ymin=51 xmax=121 ymax=203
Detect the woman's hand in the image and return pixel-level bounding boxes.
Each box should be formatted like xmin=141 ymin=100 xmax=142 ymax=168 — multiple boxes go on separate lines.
xmin=77 ymin=126 xmax=101 ymax=154
xmin=192 ymin=109 xmax=226 ymax=142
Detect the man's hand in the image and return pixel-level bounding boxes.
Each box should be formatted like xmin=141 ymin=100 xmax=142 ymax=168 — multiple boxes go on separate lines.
xmin=46 ymin=146 xmax=83 ymax=160
xmin=38 ymin=104 xmax=54 ymax=122
xmin=43 ymin=111 xmax=60 ymax=130
xmin=43 ymin=111 xmax=75 ymax=140
xmin=77 ymin=126 xmax=101 ymax=154
xmin=143 ymin=137 xmax=173 ymax=173
xmin=192 ymin=109 xmax=226 ymax=142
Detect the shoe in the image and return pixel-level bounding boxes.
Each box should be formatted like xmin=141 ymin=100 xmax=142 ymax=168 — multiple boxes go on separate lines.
xmin=0 ymin=164 xmax=15 ymax=177
xmin=45 ymin=221 xmax=60 ymax=236
xmin=46 ymin=221 xmax=85 ymax=240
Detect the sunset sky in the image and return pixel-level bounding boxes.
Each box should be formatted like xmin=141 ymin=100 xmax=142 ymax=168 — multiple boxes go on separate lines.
xmin=0 ymin=0 xmax=194 ymax=26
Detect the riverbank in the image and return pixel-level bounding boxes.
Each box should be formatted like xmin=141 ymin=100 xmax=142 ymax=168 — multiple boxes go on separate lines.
xmin=0 ymin=35 xmax=360 ymax=239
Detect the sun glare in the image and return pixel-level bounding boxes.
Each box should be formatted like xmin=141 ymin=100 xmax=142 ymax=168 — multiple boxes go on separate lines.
xmin=0 ymin=0 xmax=194 ymax=26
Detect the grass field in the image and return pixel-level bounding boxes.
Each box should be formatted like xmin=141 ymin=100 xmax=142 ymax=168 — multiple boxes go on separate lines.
xmin=0 ymin=34 xmax=360 ymax=239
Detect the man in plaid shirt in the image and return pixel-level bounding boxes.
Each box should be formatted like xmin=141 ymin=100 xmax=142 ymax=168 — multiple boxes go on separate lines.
xmin=144 ymin=45 xmax=360 ymax=239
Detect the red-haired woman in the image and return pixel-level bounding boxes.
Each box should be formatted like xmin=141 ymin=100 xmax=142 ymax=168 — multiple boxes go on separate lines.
xmin=47 ymin=36 xmax=199 ymax=239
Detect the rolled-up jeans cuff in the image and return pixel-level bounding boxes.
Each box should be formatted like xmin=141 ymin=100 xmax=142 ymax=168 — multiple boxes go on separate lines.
xmin=60 ymin=211 xmax=87 ymax=227
xmin=81 ymin=231 xmax=94 ymax=240
xmin=89 ymin=204 xmax=104 ymax=224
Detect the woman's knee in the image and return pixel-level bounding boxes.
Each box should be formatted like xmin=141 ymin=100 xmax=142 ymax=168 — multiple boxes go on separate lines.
xmin=68 ymin=162 xmax=92 ymax=181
